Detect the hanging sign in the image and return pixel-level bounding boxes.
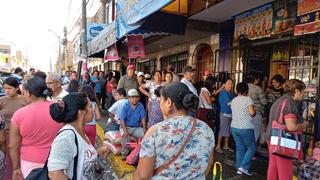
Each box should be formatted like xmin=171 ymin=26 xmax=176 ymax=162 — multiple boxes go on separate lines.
xmin=272 ymin=0 xmax=297 ymax=35
xmin=104 ymin=44 xmax=119 ymax=61
xmin=234 ymin=4 xmax=273 ymax=41
xmin=294 ymin=0 xmax=320 ymax=35
xmin=127 ymin=35 xmax=145 ymax=59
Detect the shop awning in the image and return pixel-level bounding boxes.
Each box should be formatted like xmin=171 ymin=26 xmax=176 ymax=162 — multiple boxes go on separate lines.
xmin=116 ymin=0 xmax=175 ymax=39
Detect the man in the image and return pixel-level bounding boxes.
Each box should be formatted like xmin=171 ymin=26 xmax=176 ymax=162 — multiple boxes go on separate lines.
xmin=46 ymin=73 xmax=69 ymax=101
xmin=117 ymin=65 xmax=139 ymax=93
xmin=108 ymin=88 xmax=127 ymax=131
xmin=167 ymin=64 xmax=179 ymax=82
xmin=99 ymin=71 xmax=107 ymax=110
xmin=33 ymin=71 xmax=47 ymax=80
xmin=181 ymin=66 xmax=198 ymax=97
xmin=118 ymin=89 xmax=146 ymax=159
xmin=62 ymin=71 xmax=71 ymax=85
xmin=29 ymin=68 xmax=35 ymax=76
xmin=12 ymin=67 xmax=24 ymax=84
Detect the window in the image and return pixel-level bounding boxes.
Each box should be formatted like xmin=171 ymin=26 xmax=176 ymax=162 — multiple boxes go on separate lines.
xmin=160 ymin=52 xmax=188 ymax=74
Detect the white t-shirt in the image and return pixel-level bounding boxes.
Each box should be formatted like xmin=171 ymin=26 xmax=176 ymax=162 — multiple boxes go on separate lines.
xmin=108 ymin=99 xmax=128 ymax=123
xmin=48 ymin=124 xmax=97 ymax=180
xmin=181 ymin=78 xmax=198 ymax=97
xmin=145 ymin=81 xmax=162 ymax=101
xmin=48 ymin=89 xmax=69 ymax=101
xmin=230 ymin=96 xmax=254 ymax=129
xmin=199 ymin=88 xmax=212 ymax=109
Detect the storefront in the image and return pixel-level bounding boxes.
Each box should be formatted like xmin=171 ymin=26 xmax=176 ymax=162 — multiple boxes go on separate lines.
xmin=212 ymin=0 xmax=320 ymax=160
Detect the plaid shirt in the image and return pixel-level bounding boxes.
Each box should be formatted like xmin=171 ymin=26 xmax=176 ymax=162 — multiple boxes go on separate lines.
xmin=299 ymin=159 xmax=320 ymax=179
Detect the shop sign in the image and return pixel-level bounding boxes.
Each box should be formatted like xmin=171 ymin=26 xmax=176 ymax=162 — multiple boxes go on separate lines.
xmin=127 ymin=35 xmax=145 ymax=59
xmin=87 ymin=23 xmax=106 ymax=42
xmin=104 ymin=44 xmax=119 ymax=61
xmin=234 ymin=3 xmax=273 ymax=41
xmin=294 ymin=0 xmax=320 ymax=35
xmin=116 ymin=0 xmax=174 ymax=39
xmin=272 ymin=0 xmax=297 ymax=35
xmin=88 ymin=22 xmax=117 ymax=56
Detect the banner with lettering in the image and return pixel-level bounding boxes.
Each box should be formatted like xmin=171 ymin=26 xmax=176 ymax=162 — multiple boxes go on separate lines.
xmin=234 ymin=3 xmax=273 ymax=41
xmin=294 ymin=0 xmax=320 ymax=35
xmin=116 ymin=0 xmax=174 ymax=39
xmin=272 ymin=0 xmax=297 ymax=35
xmin=87 ymin=23 xmax=106 ymax=41
xmin=127 ymin=35 xmax=145 ymax=59
xmin=104 ymin=44 xmax=119 ymax=61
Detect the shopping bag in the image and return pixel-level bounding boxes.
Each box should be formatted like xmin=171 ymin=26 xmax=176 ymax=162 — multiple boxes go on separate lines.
xmin=126 ymin=139 xmax=141 ymax=165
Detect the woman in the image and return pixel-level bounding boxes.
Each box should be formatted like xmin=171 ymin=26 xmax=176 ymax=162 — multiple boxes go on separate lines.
xmin=135 ymin=82 xmax=215 ymax=179
xmin=106 ymin=76 xmax=117 ymax=108
xmin=139 ymin=71 xmax=164 ymax=128
xmin=0 ymin=114 xmax=5 ymax=179
xmin=67 ymin=79 xmax=79 ymax=93
xmin=247 ymin=74 xmax=267 ymax=142
xmin=265 ymin=74 xmax=285 ymax=116
xmin=48 ymin=93 xmax=108 ymax=179
xmin=266 ymin=79 xmax=310 ymax=180
xmin=9 ymin=77 xmax=63 ymax=179
xmin=216 ymin=78 xmax=235 ymax=153
xmin=164 ymin=71 xmax=173 ymax=85
xmin=137 ymin=72 xmax=147 ymax=108
xmin=79 ymin=85 xmax=101 ymax=146
xmin=197 ymin=76 xmax=216 ymax=129
xmin=0 ymin=77 xmax=28 ymax=180
xmin=231 ymin=82 xmax=256 ymax=176
xmin=91 ymin=70 xmax=101 ymax=104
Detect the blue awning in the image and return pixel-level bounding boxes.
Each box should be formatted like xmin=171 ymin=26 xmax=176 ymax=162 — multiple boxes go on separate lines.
xmin=116 ymin=0 xmax=175 ymax=39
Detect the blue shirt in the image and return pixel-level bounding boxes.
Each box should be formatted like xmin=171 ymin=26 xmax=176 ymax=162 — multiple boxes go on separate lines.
xmin=119 ymin=101 xmax=146 ymax=127
xmin=219 ymin=90 xmax=235 ymax=114
xmin=91 ymin=77 xmax=101 ymax=93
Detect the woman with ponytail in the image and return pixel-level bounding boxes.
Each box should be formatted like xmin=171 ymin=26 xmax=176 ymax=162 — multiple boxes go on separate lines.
xmin=8 ymin=77 xmax=63 ymax=179
xmin=135 ymin=82 xmax=215 ymax=179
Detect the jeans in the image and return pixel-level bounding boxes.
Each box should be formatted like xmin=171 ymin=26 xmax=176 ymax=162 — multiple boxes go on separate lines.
xmin=107 ymin=93 xmax=115 ymax=109
xmin=231 ymin=128 xmax=256 ymax=170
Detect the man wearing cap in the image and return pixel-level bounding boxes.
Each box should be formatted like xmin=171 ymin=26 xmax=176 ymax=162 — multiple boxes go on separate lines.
xmin=117 ymin=65 xmax=139 ymax=93
xmin=181 ymin=66 xmax=198 ymax=97
xmin=118 ymin=89 xmax=146 ymax=159
xmin=167 ymin=64 xmax=179 ymax=82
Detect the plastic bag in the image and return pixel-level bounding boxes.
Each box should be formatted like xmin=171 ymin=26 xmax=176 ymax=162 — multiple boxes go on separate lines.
xmin=125 ymin=139 xmax=141 ymax=165
xmin=105 ymin=131 xmax=122 ymax=144
xmin=103 ymin=140 xmax=122 ymax=155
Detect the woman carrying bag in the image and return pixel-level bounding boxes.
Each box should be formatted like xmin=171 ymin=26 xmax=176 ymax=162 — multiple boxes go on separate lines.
xmin=266 ymin=79 xmax=313 ymax=180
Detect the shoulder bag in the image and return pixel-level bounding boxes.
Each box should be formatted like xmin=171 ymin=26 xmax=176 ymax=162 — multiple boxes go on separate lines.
xmin=154 ymin=119 xmax=197 ymax=175
xmin=269 ymin=99 xmax=302 ymax=159
xmin=25 ymin=129 xmax=79 ymax=180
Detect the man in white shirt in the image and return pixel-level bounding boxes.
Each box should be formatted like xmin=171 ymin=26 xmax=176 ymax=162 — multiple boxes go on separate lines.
xmin=181 ymin=66 xmax=198 ymax=97
xmin=108 ymin=88 xmax=127 ymax=126
xmin=46 ymin=73 xmax=69 ymax=101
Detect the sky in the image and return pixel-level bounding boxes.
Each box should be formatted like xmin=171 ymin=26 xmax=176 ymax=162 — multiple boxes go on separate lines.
xmin=0 ymin=0 xmax=99 ymax=72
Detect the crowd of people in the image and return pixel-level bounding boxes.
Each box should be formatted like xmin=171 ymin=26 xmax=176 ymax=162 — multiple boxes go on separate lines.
xmin=0 ymin=64 xmax=315 ymax=180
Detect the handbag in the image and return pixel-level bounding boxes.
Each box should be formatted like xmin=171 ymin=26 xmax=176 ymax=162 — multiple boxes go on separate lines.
xmin=25 ymin=129 xmax=79 ymax=180
xmin=199 ymin=91 xmax=216 ymax=122
xmin=154 ymin=119 xmax=197 ymax=175
xmin=269 ymin=99 xmax=302 ymax=159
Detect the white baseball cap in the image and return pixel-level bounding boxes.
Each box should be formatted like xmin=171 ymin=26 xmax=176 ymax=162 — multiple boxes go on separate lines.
xmin=137 ymin=72 xmax=145 ymax=77
xmin=128 ymin=89 xmax=139 ymax=97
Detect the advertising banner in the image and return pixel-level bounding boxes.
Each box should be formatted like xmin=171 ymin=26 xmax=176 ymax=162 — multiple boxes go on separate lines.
xmin=87 ymin=23 xmax=106 ymax=41
xmin=116 ymin=0 xmax=174 ymax=39
xmin=127 ymin=35 xmax=145 ymax=59
xmin=104 ymin=44 xmax=119 ymax=61
xmin=272 ymin=0 xmax=297 ymax=35
xmin=294 ymin=0 xmax=320 ymax=35
xmin=234 ymin=4 xmax=273 ymax=41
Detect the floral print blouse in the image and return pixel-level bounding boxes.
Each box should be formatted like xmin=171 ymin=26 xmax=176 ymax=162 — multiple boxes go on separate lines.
xmin=140 ymin=116 xmax=215 ymax=179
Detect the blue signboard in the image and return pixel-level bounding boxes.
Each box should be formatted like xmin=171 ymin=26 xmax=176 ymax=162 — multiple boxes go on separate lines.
xmin=87 ymin=23 xmax=107 ymax=41
xmin=116 ymin=0 xmax=174 ymax=39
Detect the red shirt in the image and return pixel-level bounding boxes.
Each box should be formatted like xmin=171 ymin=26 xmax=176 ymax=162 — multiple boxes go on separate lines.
xmin=107 ymin=81 xmax=116 ymax=93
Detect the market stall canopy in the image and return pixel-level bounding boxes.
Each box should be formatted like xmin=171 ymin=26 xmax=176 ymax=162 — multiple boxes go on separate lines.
xmin=162 ymin=0 xmax=188 ymax=16
xmin=190 ymin=0 xmax=274 ymax=23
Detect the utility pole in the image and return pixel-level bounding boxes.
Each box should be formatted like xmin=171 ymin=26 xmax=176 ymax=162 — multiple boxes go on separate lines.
xmin=78 ymin=0 xmax=88 ymax=81
xmin=63 ymin=26 xmax=68 ymax=72
xmin=48 ymin=29 xmax=62 ymax=75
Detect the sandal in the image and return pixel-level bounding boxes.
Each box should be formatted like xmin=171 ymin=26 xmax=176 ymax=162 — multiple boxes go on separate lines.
xmin=223 ymin=147 xmax=234 ymax=152
xmin=216 ymin=148 xmax=223 ymax=154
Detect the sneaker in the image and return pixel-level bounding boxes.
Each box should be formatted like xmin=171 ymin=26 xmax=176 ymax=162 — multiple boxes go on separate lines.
xmin=238 ymin=167 xmax=253 ymax=176
xmin=237 ymin=170 xmax=243 ymax=175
